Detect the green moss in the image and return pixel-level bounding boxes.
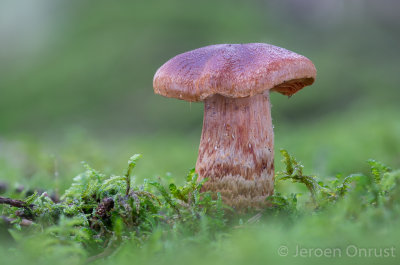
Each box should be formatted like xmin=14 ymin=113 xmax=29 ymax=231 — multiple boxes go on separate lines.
xmin=1 ymin=151 xmax=400 ymax=264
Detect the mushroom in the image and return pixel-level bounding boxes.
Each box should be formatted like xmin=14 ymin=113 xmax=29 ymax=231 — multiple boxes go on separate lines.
xmin=153 ymin=43 xmax=316 ymax=210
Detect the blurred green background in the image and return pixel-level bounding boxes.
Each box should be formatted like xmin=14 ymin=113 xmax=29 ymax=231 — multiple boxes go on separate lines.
xmin=1 ymin=1 xmax=400 ymax=265
xmin=1 ymin=0 xmax=399 ymax=191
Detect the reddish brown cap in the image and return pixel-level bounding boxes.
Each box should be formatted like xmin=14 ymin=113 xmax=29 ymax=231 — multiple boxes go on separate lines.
xmin=153 ymin=43 xmax=316 ymax=102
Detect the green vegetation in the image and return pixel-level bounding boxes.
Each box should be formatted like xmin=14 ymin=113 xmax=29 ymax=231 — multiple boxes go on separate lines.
xmin=1 ymin=1 xmax=399 ymax=264
xmin=0 ymin=153 xmax=225 ymax=262
xmin=1 ymin=150 xmax=399 ymax=264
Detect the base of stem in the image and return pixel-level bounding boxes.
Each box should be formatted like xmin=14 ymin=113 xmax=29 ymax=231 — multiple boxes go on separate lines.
xmin=201 ymin=172 xmax=274 ymax=210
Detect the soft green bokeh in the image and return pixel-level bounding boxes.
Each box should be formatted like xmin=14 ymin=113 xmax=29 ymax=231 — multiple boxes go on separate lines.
xmin=1 ymin=1 xmax=400 ymax=264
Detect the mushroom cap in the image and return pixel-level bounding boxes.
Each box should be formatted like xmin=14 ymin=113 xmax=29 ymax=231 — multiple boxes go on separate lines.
xmin=153 ymin=43 xmax=316 ymax=102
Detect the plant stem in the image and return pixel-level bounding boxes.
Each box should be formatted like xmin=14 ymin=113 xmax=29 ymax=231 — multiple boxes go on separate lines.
xmin=0 ymin=196 xmax=33 ymax=208
xmin=125 ymin=166 xmax=132 ymax=196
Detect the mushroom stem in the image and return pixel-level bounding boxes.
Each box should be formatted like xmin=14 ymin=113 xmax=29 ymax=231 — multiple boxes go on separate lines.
xmin=196 ymin=92 xmax=274 ymax=209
